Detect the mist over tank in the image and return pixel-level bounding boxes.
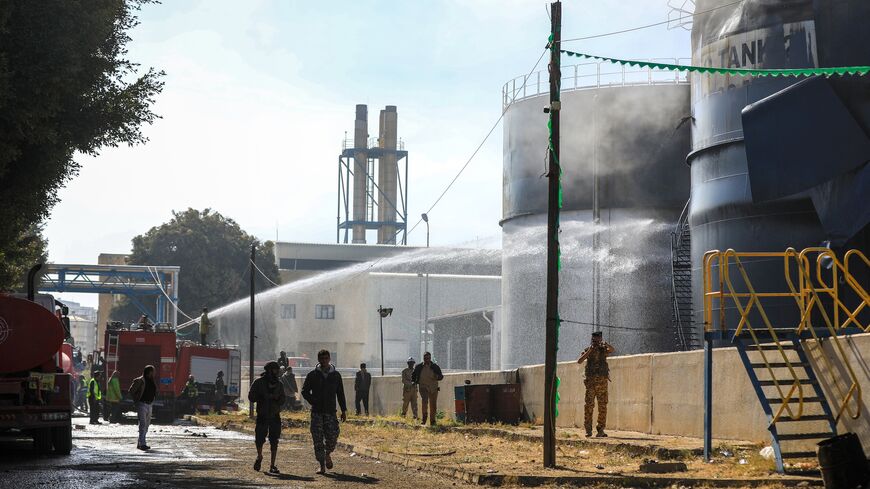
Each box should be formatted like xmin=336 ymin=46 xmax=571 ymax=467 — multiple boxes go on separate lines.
xmin=500 ymin=67 xmax=692 ymax=369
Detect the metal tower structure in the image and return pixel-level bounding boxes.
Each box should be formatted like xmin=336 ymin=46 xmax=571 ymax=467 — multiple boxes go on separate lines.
xmin=337 ymin=104 xmax=409 ymax=245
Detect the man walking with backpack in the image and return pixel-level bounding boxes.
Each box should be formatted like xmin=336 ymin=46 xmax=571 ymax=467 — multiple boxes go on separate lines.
xmin=128 ymin=365 xmax=157 ymax=450
xmin=301 ymin=349 xmax=347 ymax=475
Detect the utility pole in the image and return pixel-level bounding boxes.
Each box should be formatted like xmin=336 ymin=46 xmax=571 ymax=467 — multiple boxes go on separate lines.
xmin=249 ymin=244 xmax=255 ymax=418
xmin=543 ymin=0 xmax=561 ymax=469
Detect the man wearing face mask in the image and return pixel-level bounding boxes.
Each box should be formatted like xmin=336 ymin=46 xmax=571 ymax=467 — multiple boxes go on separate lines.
xmin=248 ymin=361 xmax=286 ymax=474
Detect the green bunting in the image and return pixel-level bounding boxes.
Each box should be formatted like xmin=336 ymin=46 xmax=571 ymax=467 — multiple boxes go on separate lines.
xmin=560 ymin=49 xmax=870 ymax=77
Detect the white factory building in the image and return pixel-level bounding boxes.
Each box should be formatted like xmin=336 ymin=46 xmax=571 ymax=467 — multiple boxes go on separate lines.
xmin=201 ymin=242 xmax=502 ymax=371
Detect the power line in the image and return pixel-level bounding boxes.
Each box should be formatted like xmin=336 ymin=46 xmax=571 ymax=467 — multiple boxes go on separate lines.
xmin=561 ymin=0 xmax=744 ymax=43
xmin=404 ymin=47 xmax=549 ymax=239
xmin=558 ymin=318 xmax=657 ymax=333
xmin=145 ymin=266 xmax=196 ymax=322
xmin=250 ymin=258 xmax=280 ymax=288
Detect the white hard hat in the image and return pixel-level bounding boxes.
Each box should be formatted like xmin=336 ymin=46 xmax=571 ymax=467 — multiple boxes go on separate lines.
xmin=407 ymin=357 xmax=415 ymax=362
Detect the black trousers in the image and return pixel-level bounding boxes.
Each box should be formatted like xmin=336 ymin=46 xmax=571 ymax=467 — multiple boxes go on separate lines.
xmin=355 ymin=391 xmax=369 ymax=415
xmin=88 ymin=398 xmax=100 ymax=423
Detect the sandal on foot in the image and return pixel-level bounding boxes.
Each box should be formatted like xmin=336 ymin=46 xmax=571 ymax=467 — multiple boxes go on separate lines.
xmin=269 ymin=466 xmax=280 ymax=474
xmin=253 ymin=457 xmax=262 ymax=471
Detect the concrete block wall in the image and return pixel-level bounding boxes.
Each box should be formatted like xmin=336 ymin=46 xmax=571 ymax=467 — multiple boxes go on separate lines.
xmin=351 ymin=333 xmax=870 ymax=450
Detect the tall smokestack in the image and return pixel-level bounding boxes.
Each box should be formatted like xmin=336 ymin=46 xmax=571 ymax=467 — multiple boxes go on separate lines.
xmin=352 ymin=104 xmax=368 ymax=243
xmin=377 ymin=106 xmax=398 ymax=244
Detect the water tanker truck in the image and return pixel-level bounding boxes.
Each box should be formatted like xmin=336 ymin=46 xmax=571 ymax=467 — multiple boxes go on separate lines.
xmin=0 ymin=266 xmax=73 ymax=454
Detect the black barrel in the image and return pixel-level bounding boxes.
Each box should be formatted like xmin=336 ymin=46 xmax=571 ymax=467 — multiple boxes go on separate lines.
xmin=817 ymin=433 xmax=870 ymax=489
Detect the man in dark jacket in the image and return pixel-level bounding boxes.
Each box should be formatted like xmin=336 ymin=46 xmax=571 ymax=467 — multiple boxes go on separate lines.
xmin=301 ymin=349 xmax=347 ymax=475
xmin=129 ymin=365 xmax=157 ymax=450
xmin=411 ymin=352 xmax=444 ymax=426
xmin=248 ymin=361 xmax=285 ymax=474
xmin=353 ymin=363 xmax=372 ymax=416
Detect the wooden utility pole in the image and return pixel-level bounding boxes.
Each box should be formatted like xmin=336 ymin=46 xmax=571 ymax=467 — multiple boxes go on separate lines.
xmin=249 ymin=244 xmax=256 ymax=418
xmin=543 ymin=0 xmax=561 ymax=469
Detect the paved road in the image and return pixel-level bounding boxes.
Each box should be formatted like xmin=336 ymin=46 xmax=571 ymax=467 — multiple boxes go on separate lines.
xmin=0 ymin=416 xmax=472 ymax=488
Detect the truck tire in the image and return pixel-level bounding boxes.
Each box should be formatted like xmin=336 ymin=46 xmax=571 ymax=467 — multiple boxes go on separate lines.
xmin=33 ymin=428 xmax=53 ymax=454
xmin=53 ymin=424 xmax=73 ymax=454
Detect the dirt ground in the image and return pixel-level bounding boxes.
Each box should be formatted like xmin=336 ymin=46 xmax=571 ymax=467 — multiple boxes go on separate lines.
xmin=200 ymin=411 xmax=817 ymax=486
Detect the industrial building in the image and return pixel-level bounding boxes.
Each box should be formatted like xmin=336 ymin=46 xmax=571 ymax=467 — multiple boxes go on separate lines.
xmin=207 ymin=267 xmax=501 ymax=370
xmin=273 ymin=241 xmax=421 ymax=284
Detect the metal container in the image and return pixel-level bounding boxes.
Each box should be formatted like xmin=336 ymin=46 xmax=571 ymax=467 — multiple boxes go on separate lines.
xmin=462 ymin=384 xmax=492 ymax=424
xmin=500 ymin=66 xmax=691 ymax=368
xmin=453 ymin=385 xmax=466 ymax=423
xmin=490 ymin=383 xmax=523 ymax=425
xmin=688 ymin=0 xmax=870 ymax=334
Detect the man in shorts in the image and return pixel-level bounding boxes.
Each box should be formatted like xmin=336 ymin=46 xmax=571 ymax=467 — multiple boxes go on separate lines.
xmin=248 ymin=361 xmax=286 ymax=474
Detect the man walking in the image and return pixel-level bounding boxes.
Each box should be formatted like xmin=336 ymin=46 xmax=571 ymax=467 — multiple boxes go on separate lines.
xmin=199 ymin=307 xmax=211 ymax=346
xmin=214 ymin=371 xmax=225 ymax=414
xmin=401 ymin=357 xmax=418 ymax=419
xmin=277 ymin=351 xmax=289 ymax=370
xmin=301 ymin=349 xmax=347 ymax=475
xmin=105 ymin=370 xmax=122 ymax=423
xmin=87 ymin=370 xmax=103 ymax=425
xmin=280 ymin=367 xmax=298 ymax=411
xmin=577 ymin=331 xmax=615 ymax=438
xmin=129 ymin=365 xmax=157 ymax=450
xmin=248 ymin=361 xmax=285 ymax=474
xmin=354 ymin=363 xmax=372 ymax=416
xmin=411 ymin=352 xmax=443 ymax=426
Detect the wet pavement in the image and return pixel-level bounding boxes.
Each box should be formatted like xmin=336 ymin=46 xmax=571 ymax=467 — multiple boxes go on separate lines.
xmin=0 ymin=415 xmax=472 ymax=488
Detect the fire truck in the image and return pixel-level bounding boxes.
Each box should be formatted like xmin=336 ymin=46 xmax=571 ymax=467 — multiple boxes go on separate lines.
xmin=174 ymin=343 xmax=241 ymax=413
xmin=104 ymin=324 xmax=241 ymax=420
xmin=0 ymin=269 xmax=74 ymax=454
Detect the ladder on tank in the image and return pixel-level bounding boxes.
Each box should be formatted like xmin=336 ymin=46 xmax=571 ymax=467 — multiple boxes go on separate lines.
xmin=703 ymin=248 xmax=869 ymax=474
xmin=671 ymin=200 xmax=698 ymax=351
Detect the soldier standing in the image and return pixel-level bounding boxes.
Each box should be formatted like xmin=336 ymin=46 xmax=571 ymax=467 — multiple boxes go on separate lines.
xmin=577 ymin=331 xmax=615 ymax=437
xmin=411 ymin=352 xmax=443 ymax=426
xmin=400 ymin=357 xmax=418 ymax=419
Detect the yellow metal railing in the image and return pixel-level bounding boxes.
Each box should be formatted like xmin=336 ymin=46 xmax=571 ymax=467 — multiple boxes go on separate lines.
xmin=703 ymin=248 xmax=868 ymax=423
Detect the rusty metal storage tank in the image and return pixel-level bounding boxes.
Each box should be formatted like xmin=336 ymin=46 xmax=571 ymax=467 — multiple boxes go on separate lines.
xmin=500 ymin=62 xmax=692 ymax=369
xmin=688 ymin=0 xmax=870 ymax=335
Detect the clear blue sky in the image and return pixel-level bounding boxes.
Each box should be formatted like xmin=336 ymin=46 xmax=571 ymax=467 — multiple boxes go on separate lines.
xmin=44 ymin=0 xmax=690 ymax=307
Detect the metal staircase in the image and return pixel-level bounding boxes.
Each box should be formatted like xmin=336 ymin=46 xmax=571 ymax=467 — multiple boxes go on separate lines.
xmin=733 ymin=333 xmax=838 ymax=473
xmin=703 ymin=247 xmax=869 ymax=474
xmin=671 ymin=200 xmax=698 ymax=350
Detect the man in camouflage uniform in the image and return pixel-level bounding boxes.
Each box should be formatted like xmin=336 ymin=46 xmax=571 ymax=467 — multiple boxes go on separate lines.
xmin=301 ymin=349 xmax=347 ymax=475
xmin=577 ymin=331 xmax=615 ymax=437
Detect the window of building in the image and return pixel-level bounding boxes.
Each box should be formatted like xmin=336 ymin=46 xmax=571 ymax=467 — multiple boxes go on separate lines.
xmin=315 ymin=304 xmax=335 ymax=320
xmin=280 ymin=304 xmax=296 ymax=319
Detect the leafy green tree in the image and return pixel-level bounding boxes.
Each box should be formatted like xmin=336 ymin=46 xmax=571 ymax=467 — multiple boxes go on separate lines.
xmin=111 ymin=208 xmax=281 ymax=324
xmin=0 ymin=0 xmax=164 ymax=278
xmin=0 ymin=225 xmax=48 ymax=292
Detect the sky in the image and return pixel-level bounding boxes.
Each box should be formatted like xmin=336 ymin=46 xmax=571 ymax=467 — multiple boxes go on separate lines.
xmin=44 ymin=0 xmax=691 ymax=307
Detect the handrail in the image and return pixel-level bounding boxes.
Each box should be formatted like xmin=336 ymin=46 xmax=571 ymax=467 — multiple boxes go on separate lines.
xmin=703 ymin=247 xmax=868 ymax=424
xmin=720 ymin=249 xmax=805 ymax=424
xmin=670 ymin=199 xmax=692 ymax=350
xmin=502 ymin=58 xmax=691 ymax=109
xmin=785 ymin=248 xmax=864 ymax=421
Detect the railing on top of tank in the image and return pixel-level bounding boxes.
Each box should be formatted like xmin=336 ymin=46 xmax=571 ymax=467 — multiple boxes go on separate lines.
xmin=502 ymin=58 xmax=691 ymax=109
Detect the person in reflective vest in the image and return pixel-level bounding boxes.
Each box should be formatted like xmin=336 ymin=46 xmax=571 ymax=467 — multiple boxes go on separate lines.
xmin=183 ymin=375 xmax=198 ymax=414
xmin=87 ymin=370 xmax=103 ymax=425
xmin=105 ymin=370 xmax=122 ymax=423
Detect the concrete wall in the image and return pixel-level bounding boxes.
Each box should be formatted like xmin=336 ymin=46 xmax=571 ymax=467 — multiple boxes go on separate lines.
xmin=355 ymin=333 xmax=870 ymax=450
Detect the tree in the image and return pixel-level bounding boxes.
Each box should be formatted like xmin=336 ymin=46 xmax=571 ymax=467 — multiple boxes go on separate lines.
xmin=0 ymin=225 xmax=48 ymax=292
xmin=111 ymin=208 xmax=281 ymax=323
xmin=0 ymin=1 xmax=164 ymax=274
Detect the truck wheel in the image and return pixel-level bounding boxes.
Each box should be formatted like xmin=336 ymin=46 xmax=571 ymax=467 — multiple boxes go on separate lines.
xmin=33 ymin=428 xmax=53 ymax=454
xmin=52 ymin=425 xmax=73 ymax=454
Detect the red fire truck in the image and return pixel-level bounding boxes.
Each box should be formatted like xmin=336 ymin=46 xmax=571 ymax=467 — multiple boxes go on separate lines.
xmin=174 ymin=344 xmax=241 ymax=413
xmin=104 ymin=322 xmax=179 ymax=422
xmin=104 ymin=325 xmax=241 ymax=420
xmin=0 ymin=288 xmax=73 ymax=454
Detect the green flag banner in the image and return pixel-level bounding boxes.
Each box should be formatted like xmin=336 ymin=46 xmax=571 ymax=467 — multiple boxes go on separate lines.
xmin=559 ymin=49 xmax=870 ymax=77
